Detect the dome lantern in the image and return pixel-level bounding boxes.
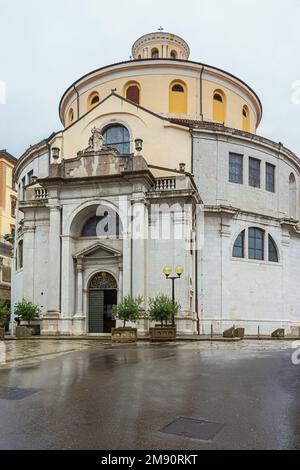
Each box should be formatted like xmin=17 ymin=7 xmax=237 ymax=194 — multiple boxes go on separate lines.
xmin=132 ymin=31 xmax=190 ymax=60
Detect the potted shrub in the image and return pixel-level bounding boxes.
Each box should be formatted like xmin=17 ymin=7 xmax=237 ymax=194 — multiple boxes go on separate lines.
xmin=14 ymin=299 xmax=41 ymax=337
xmin=112 ymin=295 xmax=143 ymax=343
xmin=148 ymin=294 xmax=180 ymax=342
xmin=0 ymin=299 xmax=9 ymax=341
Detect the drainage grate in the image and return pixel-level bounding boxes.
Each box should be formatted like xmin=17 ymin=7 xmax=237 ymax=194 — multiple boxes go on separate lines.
xmin=0 ymin=386 xmax=41 ymax=401
xmin=161 ymin=417 xmax=224 ymax=441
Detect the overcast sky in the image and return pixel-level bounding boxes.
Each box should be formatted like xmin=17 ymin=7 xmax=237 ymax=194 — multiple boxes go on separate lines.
xmin=0 ymin=0 xmax=299 ymax=158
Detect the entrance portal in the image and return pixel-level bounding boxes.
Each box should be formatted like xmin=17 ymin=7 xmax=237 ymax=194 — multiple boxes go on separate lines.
xmin=88 ymin=272 xmax=118 ymax=333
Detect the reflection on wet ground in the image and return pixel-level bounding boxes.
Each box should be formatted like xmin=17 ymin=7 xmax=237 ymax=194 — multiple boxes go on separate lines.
xmin=0 ymin=340 xmax=299 ymax=450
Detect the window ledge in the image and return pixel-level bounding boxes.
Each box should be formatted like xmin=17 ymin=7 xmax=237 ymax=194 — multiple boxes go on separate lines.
xmin=231 ymin=257 xmax=281 ymax=267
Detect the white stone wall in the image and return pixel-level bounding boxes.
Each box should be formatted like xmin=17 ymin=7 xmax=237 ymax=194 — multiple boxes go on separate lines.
xmin=193 ymin=133 xmax=300 ymax=335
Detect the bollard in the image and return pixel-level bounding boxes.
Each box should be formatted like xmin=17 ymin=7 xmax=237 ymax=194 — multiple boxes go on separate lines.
xmin=211 ymin=324 xmax=213 ymax=339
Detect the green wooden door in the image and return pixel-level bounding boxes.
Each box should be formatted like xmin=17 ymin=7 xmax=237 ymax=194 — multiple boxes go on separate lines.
xmin=88 ymin=290 xmax=104 ymax=333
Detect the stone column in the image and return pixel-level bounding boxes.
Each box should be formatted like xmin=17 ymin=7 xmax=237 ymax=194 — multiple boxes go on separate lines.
xmin=22 ymin=222 xmax=36 ymax=300
xmin=42 ymin=203 xmax=61 ymax=335
xmin=72 ymin=259 xmax=86 ymax=336
xmin=131 ymin=195 xmax=147 ymax=301
xmin=76 ymin=260 xmax=84 ymax=315
xmin=47 ymin=205 xmax=61 ymax=313
xmin=60 ymin=235 xmax=75 ymax=333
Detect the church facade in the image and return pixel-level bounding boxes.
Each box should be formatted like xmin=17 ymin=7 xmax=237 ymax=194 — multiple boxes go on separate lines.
xmin=12 ymin=31 xmax=300 ymax=336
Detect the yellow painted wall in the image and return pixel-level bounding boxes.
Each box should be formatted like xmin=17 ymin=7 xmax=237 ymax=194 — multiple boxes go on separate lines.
xmin=54 ymin=94 xmax=191 ymax=173
xmin=0 ymin=156 xmax=16 ymax=237
xmin=64 ymin=70 xmax=258 ymax=134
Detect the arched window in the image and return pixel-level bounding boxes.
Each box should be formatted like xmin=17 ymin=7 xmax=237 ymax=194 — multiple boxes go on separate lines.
xmin=88 ymin=92 xmax=100 ymax=110
xmin=170 ymin=50 xmax=177 ymax=59
xmin=81 ymin=208 xmax=122 ymax=238
xmin=124 ymin=82 xmax=140 ymax=105
xmin=248 ymin=227 xmax=264 ymax=260
xmin=268 ymin=235 xmax=278 ymax=262
xmin=151 ymin=48 xmax=159 ymax=59
xmin=289 ymin=173 xmax=297 ymax=218
xmin=138 ymin=54 xmax=142 ymax=60
xmin=68 ymin=108 xmax=74 ymax=125
xmin=169 ymin=80 xmax=187 ymax=114
xmin=232 ymin=230 xmax=245 ymax=258
xmin=213 ymin=90 xmax=226 ymax=123
xmin=233 ymin=228 xmax=279 ymax=263
xmin=103 ymin=124 xmax=131 ymax=154
xmin=242 ymin=105 xmax=250 ymax=132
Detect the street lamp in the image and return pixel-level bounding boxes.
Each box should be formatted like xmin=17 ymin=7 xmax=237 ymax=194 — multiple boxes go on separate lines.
xmin=163 ymin=265 xmax=184 ymax=327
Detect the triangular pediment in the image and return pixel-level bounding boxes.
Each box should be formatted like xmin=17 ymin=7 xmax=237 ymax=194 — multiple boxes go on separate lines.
xmin=73 ymin=242 xmax=121 ymax=260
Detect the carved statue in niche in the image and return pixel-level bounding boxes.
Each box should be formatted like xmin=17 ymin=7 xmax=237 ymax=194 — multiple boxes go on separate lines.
xmin=85 ymin=127 xmax=104 ymax=152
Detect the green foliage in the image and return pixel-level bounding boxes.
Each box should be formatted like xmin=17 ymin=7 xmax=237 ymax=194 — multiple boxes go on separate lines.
xmin=112 ymin=295 xmax=143 ymax=327
xmin=0 ymin=299 xmax=9 ymax=327
xmin=14 ymin=299 xmax=41 ymax=325
xmin=147 ymin=294 xmax=180 ymax=326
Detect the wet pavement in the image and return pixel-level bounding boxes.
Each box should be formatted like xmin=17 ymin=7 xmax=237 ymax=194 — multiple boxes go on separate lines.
xmin=0 ymin=339 xmax=300 ymax=450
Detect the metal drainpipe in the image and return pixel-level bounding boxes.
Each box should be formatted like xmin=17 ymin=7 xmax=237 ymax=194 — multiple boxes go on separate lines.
xmin=189 ymin=128 xmax=194 ymax=174
xmin=195 ymin=239 xmax=200 ymax=335
xmin=73 ymin=85 xmax=80 ymax=120
xmin=130 ymin=201 xmax=133 ymax=296
xmin=59 ymin=205 xmax=62 ymax=312
xmin=199 ymin=66 xmax=204 ymax=120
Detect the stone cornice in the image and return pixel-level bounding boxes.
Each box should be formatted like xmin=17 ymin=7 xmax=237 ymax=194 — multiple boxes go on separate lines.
xmin=191 ymin=124 xmax=299 ymax=171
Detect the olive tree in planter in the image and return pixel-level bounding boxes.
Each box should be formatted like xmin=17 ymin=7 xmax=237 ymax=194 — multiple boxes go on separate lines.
xmin=148 ymin=294 xmax=180 ymax=342
xmin=0 ymin=299 xmax=9 ymax=341
xmin=112 ymin=295 xmax=143 ymax=343
xmin=14 ymin=299 xmax=41 ymax=337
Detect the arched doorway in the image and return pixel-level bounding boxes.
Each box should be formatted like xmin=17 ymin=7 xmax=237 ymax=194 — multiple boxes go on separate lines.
xmin=88 ymin=272 xmax=118 ymax=333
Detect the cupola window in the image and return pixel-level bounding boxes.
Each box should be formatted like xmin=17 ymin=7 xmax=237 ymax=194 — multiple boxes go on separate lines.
xmin=213 ymin=90 xmax=226 ymax=123
xmin=242 ymin=105 xmax=250 ymax=132
xmin=169 ymin=80 xmax=187 ymax=114
xmin=68 ymin=108 xmax=74 ymax=125
xmin=88 ymin=92 xmax=100 ymax=110
xmin=124 ymin=82 xmax=140 ymax=105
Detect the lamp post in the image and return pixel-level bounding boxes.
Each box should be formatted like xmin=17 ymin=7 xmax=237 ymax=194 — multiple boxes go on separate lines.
xmin=163 ymin=265 xmax=184 ymax=327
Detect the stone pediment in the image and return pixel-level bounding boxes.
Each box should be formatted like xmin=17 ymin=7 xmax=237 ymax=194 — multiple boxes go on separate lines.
xmin=73 ymin=242 xmax=121 ymax=260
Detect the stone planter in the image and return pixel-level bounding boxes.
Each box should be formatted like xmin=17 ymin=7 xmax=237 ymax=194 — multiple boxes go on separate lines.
xmin=28 ymin=325 xmax=41 ymax=336
xmin=111 ymin=327 xmax=137 ymax=343
xmin=223 ymin=327 xmax=235 ymax=338
xmin=234 ymin=328 xmax=245 ymax=338
xmin=271 ymin=328 xmax=285 ymax=338
xmin=16 ymin=326 xmax=32 ymax=338
xmin=0 ymin=328 xmax=5 ymax=341
xmin=150 ymin=326 xmax=177 ymax=342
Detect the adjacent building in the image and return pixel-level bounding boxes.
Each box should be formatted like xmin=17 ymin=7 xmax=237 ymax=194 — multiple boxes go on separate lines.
xmin=0 ymin=150 xmax=17 ymax=326
xmin=11 ymin=31 xmax=300 ymax=336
